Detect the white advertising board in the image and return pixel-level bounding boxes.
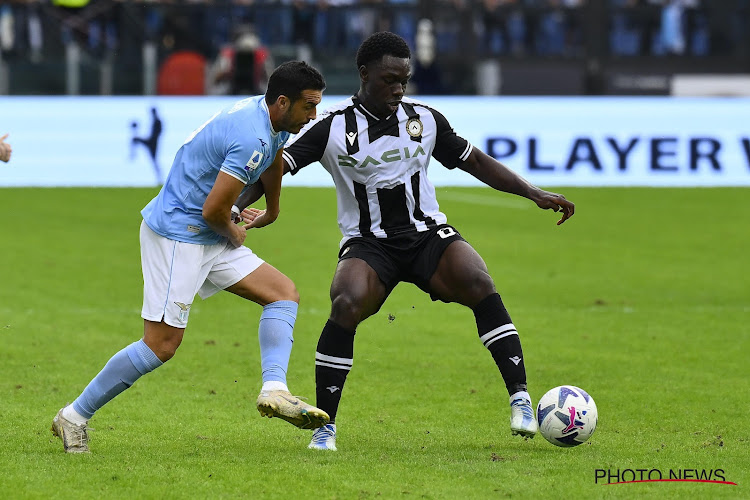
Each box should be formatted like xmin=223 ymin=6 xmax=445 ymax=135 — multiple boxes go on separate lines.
xmin=1 ymin=96 xmax=748 ymax=187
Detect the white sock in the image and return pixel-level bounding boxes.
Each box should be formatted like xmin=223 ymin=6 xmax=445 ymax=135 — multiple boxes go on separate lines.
xmin=62 ymin=404 xmax=88 ymax=425
xmin=509 ymin=391 xmax=531 ymax=405
xmin=262 ymin=380 xmax=289 ymax=392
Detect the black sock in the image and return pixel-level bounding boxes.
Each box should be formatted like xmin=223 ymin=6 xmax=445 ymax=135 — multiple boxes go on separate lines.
xmin=473 ymin=293 xmax=527 ymax=396
xmin=314 ymin=320 xmax=355 ymax=423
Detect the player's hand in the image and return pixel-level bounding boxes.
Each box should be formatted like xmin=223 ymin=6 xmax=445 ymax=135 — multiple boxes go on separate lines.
xmin=533 ymin=189 xmax=575 ymax=225
xmin=238 ymin=207 xmax=265 ymax=225
xmin=232 ymin=206 xmax=264 ymax=225
xmin=242 ymin=208 xmax=277 ymax=229
xmin=0 ymin=133 xmax=11 ymax=163
xmin=228 ymin=223 xmax=247 ymax=248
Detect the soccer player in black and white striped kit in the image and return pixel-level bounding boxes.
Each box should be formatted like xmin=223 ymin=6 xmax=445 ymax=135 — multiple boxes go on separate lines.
xmin=236 ymin=32 xmax=575 ymax=451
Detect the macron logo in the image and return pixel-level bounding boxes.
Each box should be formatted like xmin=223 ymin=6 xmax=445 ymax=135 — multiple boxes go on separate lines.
xmin=326 ymin=386 xmax=340 ymax=393
xmin=509 ymin=356 xmax=522 ymax=366
xmin=346 ymin=132 xmax=357 ymax=146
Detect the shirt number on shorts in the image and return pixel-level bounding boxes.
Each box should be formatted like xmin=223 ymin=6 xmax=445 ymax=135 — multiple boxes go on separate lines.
xmin=438 ymin=227 xmax=456 ymax=239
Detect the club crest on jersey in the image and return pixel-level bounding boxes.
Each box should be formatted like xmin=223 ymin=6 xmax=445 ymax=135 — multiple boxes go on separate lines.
xmin=245 ymin=150 xmax=263 ymax=171
xmin=406 ymin=117 xmax=423 ymax=138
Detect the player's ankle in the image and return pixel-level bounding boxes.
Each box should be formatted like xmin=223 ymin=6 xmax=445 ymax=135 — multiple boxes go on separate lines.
xmin=261 ymin=380 xmax=289 ymax=392
xmin=62 ymin=404 xmax=89 ymax=425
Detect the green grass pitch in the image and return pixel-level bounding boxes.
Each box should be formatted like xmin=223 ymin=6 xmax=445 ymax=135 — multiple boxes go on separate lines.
xmin=0 ymin=186 xmax=747 ymax=499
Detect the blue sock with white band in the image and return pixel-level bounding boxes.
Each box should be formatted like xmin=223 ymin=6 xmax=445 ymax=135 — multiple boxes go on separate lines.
xmin=70 ymin=339 xmax=163 ymax=420
xmin=258 ymin=300 xmax=297 ymax=387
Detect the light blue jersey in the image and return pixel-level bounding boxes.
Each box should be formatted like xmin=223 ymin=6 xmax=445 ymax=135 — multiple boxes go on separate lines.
xmin=142 ymin=96 xmax=289 ymax=245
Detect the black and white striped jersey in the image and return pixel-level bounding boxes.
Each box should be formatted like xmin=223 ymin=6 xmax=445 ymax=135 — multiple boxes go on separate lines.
xmin=282 ymin=95 xmax=473 ymax=246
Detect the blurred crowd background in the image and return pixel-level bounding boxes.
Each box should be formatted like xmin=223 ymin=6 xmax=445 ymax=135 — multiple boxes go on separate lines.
xmin=0 ymin=0 xmax=748 ymax=96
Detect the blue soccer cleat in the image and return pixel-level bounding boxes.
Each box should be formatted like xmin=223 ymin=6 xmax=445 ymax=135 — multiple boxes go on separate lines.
xmin=308 ymin=423 xmax=337 ymax=451
xmin=510 ymin=392 xmax=538 ymax=438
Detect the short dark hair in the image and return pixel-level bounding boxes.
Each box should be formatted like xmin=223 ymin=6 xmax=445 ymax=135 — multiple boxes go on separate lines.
xmin=356 ymin=31 xmax=411 ymax=69
xmin=265 ymin=61 xmax=326 ymax=105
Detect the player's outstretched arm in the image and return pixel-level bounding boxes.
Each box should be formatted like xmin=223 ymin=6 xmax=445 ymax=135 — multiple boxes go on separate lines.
xmin=459 ymin=148 xmax=575 ymax=225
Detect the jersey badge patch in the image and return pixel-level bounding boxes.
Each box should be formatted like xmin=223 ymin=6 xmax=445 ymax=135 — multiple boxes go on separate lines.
xmin=245 ymin=150 xmax=264 ymax=171
xmin=406 ymin=117 xmax=423 ymax=138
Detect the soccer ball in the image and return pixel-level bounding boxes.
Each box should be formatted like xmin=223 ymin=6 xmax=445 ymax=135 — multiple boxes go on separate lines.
xmin=536 ymin=385 xmax=598 ymax=447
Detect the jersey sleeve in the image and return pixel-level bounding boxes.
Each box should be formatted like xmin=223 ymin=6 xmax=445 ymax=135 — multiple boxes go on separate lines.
xmin=220 ymin=128 xmax=261 ymax=184
xmin=429 ymin=107 xmax=473 ymax=170
xmin=282 ymin=116 xmax=333 ymax=175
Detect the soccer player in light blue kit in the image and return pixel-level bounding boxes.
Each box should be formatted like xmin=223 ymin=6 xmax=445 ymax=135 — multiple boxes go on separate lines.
xmin=52 ymin=61 xmax=328 ymax=453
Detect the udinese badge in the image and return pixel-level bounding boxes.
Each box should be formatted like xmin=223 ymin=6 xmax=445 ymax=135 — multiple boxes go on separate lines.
xmin=406 ymin=117 xmax=423 ymax=138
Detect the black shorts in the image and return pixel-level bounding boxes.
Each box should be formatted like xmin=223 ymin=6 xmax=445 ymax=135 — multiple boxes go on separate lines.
xmin=338 ymin=224 xmax=466 ymax=296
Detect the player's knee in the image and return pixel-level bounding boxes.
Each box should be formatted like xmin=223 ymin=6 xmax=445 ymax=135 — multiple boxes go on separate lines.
xmin=149 ymin=335 xmax=183 ymax=362
xmin=454 ymin=273 xmax=496 ymax=306
xmin=474 ymin=275 xmax=497 ymax=298
xmin=330 ymin=292 xmax=367 ymax=325
xmin=280 ymin=281 xmax=300 ymax=303
xmin=270 ymin=278 xmax=300 ymax=303
xmin=143 ymin=321 xmax=184 ymax=362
